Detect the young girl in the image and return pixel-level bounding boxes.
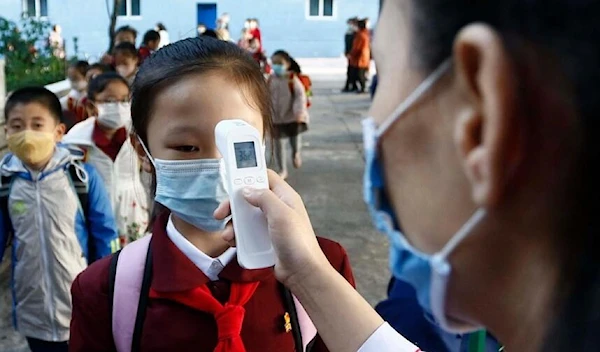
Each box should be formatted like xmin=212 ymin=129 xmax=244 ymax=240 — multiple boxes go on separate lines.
xmin=69 ymin=37 xmax=354 ymax=352
xmin=76 ymin=63 xmax=113 ymax=122
xmin=138 ymin=30 xmax=161 ymax=64
xmin=269 ymin=50 xmax=309 ymax=179
xmin=63 ymin=72 xmax=149 ymax=247
xmin=61 ymin=60 xmax=90 ymax=125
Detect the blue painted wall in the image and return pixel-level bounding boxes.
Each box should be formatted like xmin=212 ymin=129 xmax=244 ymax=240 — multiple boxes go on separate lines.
xmin=0 ymin=0 xmax=378 ymax=59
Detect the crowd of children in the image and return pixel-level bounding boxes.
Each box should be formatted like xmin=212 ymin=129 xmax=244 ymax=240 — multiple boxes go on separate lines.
xmin=0 ymin=17 xmax=324 ymax=351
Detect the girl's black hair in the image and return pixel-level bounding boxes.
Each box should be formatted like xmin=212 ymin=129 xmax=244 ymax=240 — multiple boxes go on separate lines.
xmin=70 ymin=60 xmax=90 ymax=77
xmin=156 ymin=22 xmax=166 ymax=31
xmin=272 ymin=50 xmax=302 ymax=74
xmin=143 ymin=30 xmax=160 ymax=45
xmin=408 ymin=1 xmax=600 ymax=350
xmin=132 ymin=36 xmax=272 ymax=142
xmin=87 ymin=72 xmax=129 ymax=101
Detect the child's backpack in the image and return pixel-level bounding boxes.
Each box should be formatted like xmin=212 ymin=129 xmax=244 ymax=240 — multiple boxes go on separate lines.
xmin=0 ymin=161 xmax=90 ymax=252
xmin=288 ymin=73 xmax=313 ymax=108
xmin=109 ymin=235 xmax=318 ymax=352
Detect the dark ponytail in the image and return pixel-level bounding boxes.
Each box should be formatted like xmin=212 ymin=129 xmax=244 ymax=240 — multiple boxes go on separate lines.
xmin=272 ymin=50 xmax=302 ymax=74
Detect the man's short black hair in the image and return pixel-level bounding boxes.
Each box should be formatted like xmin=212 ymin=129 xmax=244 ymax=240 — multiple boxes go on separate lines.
xmin=4 ymin=87 xmax=63 ymax=124
xmin=113 ymin=42 xmax=139 ymax=59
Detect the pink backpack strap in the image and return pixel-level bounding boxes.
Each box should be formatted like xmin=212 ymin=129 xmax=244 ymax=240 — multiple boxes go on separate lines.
xmin=293 ymin=296 xmax=318 ymax=352
xmin=110 ymin=236 xmax=315 ymax=351
xmin=111 ymin=235 xmax=152 ymax=352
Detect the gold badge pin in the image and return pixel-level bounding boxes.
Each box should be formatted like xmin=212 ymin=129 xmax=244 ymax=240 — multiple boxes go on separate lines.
xmin=283 ymin=312 xmax=292 ymax=333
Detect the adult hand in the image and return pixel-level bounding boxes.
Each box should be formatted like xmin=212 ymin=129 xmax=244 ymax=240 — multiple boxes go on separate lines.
xmin=216 ymin=171 xmax=395 ymax=352
xmin=214 ymin=170 xmax=330 ymax=286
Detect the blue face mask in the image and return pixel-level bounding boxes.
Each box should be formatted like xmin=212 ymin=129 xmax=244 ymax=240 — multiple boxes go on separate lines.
xmin=139 ymin=138 xmax=230 ymax=233
xmin=362 ymin=59 xmax=487 ymax=334
xmin=272 ymin=64 xmax=286 ymax=76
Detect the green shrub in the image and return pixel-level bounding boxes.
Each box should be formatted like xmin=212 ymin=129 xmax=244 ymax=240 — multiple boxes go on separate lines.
xmin=0 ymin=16 xmax=66 ymax=92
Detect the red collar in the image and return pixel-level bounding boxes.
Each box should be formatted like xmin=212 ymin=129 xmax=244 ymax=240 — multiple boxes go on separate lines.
xmin=92 ymin=122 xmax=127 ymax=160
xmin=150 ymin=211 xmax=274 ymax=292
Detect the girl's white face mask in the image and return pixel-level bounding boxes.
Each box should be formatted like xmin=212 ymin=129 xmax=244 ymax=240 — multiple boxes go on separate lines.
xmin=97 ymin=102 xmax=131 ymax=129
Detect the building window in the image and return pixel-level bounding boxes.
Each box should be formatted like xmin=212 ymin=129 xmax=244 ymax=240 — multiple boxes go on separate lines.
xmin=118 ymin=0 xmax=141 ymax=17
xmin=308 ymin=0 xmax=335 ymax=18
xmin=22 ymin=0 xmax=48 ymax=18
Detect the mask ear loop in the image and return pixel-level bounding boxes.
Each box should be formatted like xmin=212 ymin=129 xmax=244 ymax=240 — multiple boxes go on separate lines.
xmin=70 ymin=161 xmax=89 ymax=183
xmin=434 ymin=208 xmax=487 ymax=263
xmin=376 ymin=59 xmax=453 ymax=139
xmin=136 ymin=135 xmax=156 ymax=168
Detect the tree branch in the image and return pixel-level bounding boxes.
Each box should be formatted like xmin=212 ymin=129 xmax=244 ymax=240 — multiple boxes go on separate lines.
xmin=107 ymin=0 xmax=122 ymax=53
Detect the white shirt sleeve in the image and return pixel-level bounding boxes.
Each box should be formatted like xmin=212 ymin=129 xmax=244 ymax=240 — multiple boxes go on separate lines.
xmin=358 ymin=323 xmax=423 ymax=352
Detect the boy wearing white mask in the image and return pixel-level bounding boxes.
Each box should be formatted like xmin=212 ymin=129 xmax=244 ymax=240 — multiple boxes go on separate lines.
xmin=0 ymin=87 xmax=119 ymax=352
xmin=113 ymin=42 xmax=140 ymax=86
xmin=64 ymin=73 xmax=149 ymax=247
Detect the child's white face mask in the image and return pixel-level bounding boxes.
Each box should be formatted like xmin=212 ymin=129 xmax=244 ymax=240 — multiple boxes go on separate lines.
xmin=116 ymin=64 xmax=136 ymax=78
xmin=97 ymin=102 xmax=131 ymax=129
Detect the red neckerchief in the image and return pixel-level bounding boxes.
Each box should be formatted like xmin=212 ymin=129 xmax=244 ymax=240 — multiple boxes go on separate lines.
xmin=150 ymin=282 xmax=259 ymax=352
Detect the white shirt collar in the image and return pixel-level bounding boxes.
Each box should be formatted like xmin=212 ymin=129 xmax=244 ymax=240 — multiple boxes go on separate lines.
xmin=166 ymin=215 xmax=236 ymax=281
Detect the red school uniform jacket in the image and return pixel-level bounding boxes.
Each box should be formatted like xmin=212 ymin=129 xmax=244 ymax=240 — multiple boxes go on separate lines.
xmin=69 ymin=212 xmax=356 ymax=351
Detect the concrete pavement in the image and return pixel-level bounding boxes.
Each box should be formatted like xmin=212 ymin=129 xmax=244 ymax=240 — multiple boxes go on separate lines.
xmin=282 ymin=78 xmax=390 ymax=306
xmin=0 ymin=74 xmax=390 ymax=351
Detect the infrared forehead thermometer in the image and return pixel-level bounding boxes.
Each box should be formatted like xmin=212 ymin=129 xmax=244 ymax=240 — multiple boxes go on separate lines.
xmin=215 ymin=119 xmax=275 ymax=269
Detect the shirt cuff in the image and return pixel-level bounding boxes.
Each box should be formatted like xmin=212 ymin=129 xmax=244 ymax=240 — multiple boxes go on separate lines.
xmin=358 ymin=323 xmax=422 ymax=352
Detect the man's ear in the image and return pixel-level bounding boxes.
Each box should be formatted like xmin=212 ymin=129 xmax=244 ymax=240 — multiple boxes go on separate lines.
xmin=452 ymin=23 xmax=523 ymax=208
xmin=130 ymin=133 xmax=153 ymax=173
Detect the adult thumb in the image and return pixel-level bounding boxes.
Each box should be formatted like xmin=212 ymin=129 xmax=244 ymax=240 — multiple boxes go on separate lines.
xmin=242 ymin=187 xmax=287 ymax=218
